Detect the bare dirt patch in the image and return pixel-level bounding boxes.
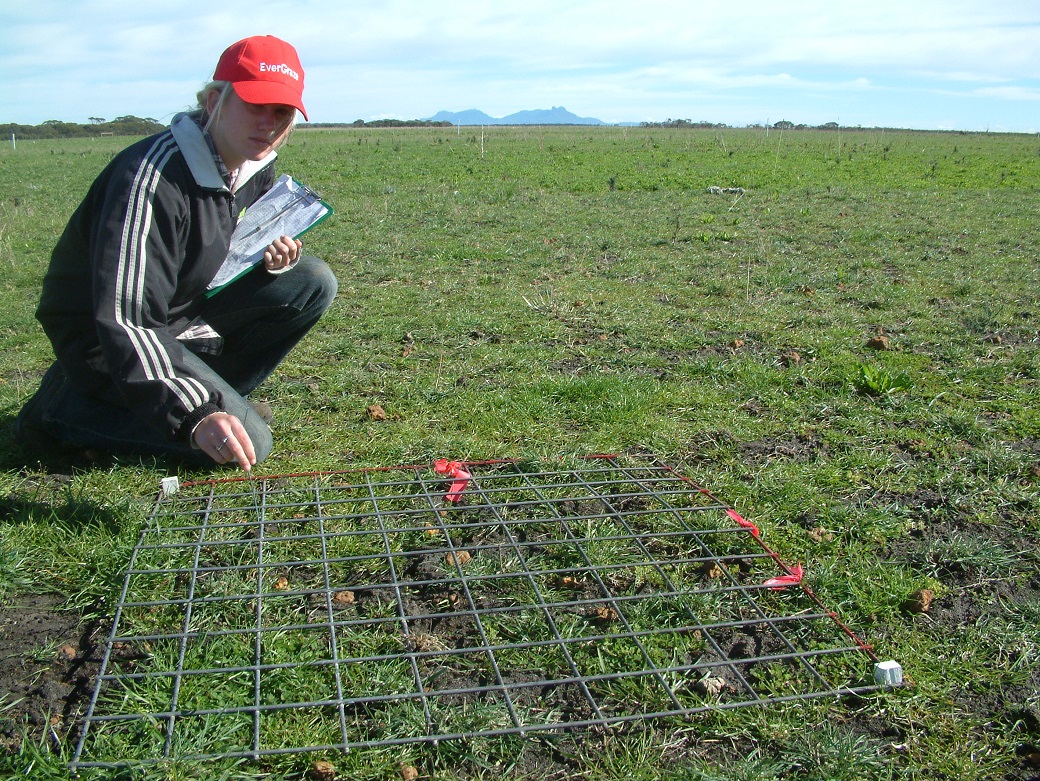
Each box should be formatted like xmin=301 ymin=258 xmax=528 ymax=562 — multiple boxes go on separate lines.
xmin=0 ymin=594 xmax=101 ymax=755
xmin=738 ymin=433 xmax=827 ymax=464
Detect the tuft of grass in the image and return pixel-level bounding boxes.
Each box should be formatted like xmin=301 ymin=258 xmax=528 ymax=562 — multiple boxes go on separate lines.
xmin=852 ymin=364 xmax=911 ymax=396
xmin=0 ymin=548 xmax=32 ymax=597
xmin=779 ymin=721 xmax=889 ymax=780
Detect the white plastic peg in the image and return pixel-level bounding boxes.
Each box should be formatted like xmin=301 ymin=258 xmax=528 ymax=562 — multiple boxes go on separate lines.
xmin=873 ymin=660 xmax=903 ymax=686
xmin=161 ymin=476 xmax=180 ymax=496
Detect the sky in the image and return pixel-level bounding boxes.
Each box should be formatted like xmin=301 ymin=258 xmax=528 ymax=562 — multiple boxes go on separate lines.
xmin=2 ymin=1 xmax=1039 ymax=132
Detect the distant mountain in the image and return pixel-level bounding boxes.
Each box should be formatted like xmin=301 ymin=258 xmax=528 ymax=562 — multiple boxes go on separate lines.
xmin=427 ymin=109 xmax=499 ymax=125
xmin=427 ymin=106 xmax=606 ymax=126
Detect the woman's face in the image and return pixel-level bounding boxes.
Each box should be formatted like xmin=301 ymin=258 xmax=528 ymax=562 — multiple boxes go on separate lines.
xmin=207 ymin=89 xmax=295 ymax=171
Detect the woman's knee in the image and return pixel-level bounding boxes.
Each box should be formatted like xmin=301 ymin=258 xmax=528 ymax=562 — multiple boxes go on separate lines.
xmin=296 ymin=255 xmax=338 ymax=313
xmin=245 ymin=414 xmax=274 ymax=464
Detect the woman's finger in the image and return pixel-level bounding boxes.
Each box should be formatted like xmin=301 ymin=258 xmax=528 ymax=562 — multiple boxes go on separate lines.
xmin=226 ymin=417 xmax=257 ymax=471
xmin=213 ymin=433 xmax=231 ymax=461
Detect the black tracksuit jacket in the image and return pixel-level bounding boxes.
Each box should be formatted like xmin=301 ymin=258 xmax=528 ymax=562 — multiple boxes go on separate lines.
xmin=36 ymin=112 xmax=276 ymax=442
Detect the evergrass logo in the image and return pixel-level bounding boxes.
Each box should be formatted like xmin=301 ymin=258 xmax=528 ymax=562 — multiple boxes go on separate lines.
xmin=260 ymin=62 xmax=299 ymax=81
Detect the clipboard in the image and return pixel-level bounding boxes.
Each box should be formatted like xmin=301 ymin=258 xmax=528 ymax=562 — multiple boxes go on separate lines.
xmin=206 ymin=174 xmax=333 ymax=295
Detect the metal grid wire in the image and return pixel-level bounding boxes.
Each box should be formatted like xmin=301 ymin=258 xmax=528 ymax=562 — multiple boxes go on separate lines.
xmin=72 ymin=455 xmax=885 ymax=768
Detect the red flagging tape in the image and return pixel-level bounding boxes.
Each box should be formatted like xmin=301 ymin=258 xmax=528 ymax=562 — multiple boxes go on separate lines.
xmin=726 ymin=508 xmax=760 ymax=538
xmin=762 ymin=563 xmax=804 ymax=590
xmin=432 ymin=458 xmax=472 ymax=504
xmin=725 ymin=509 xmax=803 ymax=589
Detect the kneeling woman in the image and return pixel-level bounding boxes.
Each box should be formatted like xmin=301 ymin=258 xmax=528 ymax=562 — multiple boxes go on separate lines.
xmin=16 ymin=35 xmax=337 ymax=471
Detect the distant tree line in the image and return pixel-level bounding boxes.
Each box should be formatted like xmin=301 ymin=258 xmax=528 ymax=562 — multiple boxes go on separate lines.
xmin=639 ymin=119 xmax=730 ymax=129
xmin=2 ymin=116 xmax=166 ymax=140
xmin=640 ymin=118 xmax=849 ymax=130
xmin=307 ymin=119 xmax=453 ymax=129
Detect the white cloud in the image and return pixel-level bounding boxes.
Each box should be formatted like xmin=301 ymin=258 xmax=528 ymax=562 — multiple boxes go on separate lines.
xmin=973 ymin=85 xmax=1040 ymax=101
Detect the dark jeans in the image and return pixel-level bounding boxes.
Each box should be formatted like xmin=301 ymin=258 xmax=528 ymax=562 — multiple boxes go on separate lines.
xmin=15 ymin=256 xmax=337 ymax=466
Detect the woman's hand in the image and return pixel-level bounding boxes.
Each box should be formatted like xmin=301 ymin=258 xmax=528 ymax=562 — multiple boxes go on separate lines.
xmin=263 ymin=234 xmax=302 ymax=272
xmin=193 ymin=411 xmax=256 ymax=471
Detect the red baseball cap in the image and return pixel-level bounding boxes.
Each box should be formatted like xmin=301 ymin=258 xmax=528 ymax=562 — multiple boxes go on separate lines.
xmin=214 ymin=35 xmax=308 ymax=120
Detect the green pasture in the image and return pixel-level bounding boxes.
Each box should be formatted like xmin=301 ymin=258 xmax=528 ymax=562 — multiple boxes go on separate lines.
xmin=0 ymin=125 xmax=1038 ymax=779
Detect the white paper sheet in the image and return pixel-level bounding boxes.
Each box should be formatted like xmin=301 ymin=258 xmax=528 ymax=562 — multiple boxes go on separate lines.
xmin=207 ymin=174 xmax=331 ymax=292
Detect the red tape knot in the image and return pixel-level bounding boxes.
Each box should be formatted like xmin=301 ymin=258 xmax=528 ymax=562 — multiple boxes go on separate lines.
xmin=726 ymin=509 xmax=760 ymax=538
xmin=762 ymin=563 xmax=804 ymax=590
xmin=433 ymin=459 xmax=471 ymax=504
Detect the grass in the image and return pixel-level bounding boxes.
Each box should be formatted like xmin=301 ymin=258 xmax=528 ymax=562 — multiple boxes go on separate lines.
xmin=0 ymin=548 xmax=32 ymax=597
xmin=0 ymin=125 xmax=1038 ymax=779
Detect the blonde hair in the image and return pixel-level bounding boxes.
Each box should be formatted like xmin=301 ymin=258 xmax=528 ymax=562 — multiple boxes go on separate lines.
xmin=196 ymin=80 xmax=297 ymax=149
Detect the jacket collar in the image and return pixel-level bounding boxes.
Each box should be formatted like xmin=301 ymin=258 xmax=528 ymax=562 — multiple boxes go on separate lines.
xmin=170 ymin=112 xmax=276 ymax=193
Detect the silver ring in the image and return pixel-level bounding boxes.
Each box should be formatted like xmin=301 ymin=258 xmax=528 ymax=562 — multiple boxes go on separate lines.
xmin=216 ymin=435 xmax=229 ymax=452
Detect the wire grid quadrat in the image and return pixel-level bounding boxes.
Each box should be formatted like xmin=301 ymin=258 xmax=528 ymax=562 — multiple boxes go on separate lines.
xmin=71 ymin=455 xmax=887 ymax=768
